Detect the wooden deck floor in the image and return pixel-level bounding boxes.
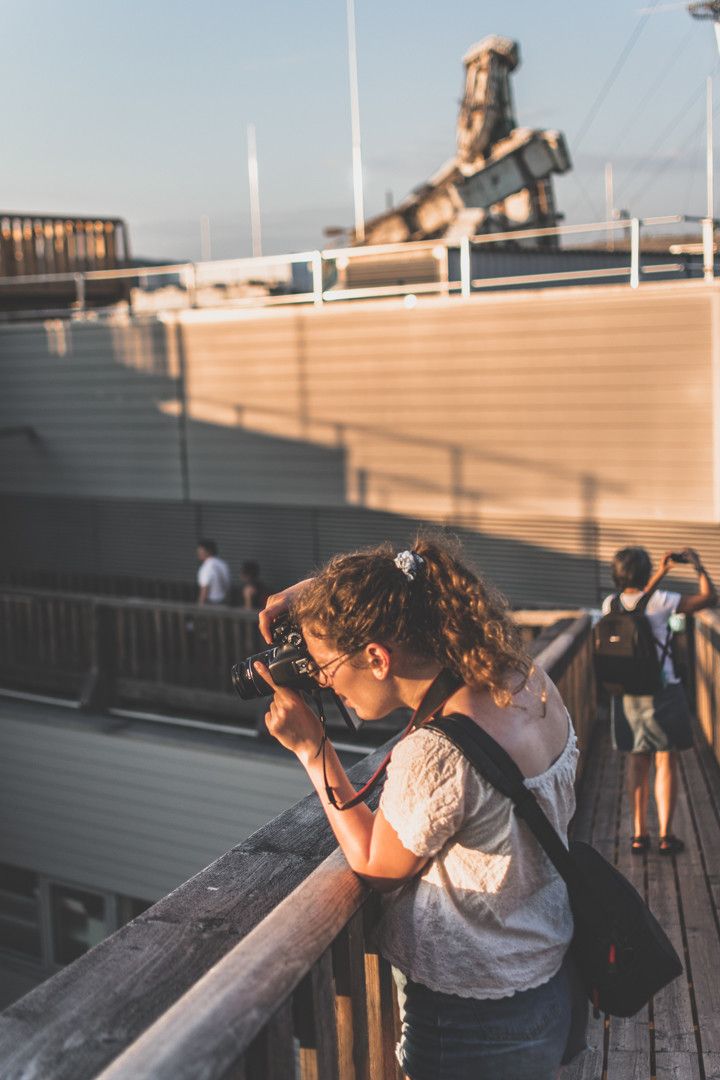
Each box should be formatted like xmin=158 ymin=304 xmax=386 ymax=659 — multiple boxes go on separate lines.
xmin=565 ymin=720 xmax=720 ymax=1080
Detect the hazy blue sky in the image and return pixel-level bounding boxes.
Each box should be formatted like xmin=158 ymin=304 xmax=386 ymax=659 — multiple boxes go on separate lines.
xmin=3 ymin=0 xmax=719 ymax=260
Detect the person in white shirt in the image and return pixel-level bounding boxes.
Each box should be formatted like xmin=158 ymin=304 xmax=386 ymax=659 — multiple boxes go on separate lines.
xmin=602 ymin=547 xmax=717 ymax=856
xmin=253 ymin=538 xmax=582 ymax=1078
xmin=196 ymin=539 xmax=231 ymax=605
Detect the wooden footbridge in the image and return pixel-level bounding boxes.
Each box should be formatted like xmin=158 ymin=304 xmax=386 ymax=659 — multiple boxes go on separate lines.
xmin=0 ymin=595 xmax=718 ymax=1080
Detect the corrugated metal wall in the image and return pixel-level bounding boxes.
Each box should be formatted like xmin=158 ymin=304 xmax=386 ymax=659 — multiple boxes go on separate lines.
xmin=0 ymin=699 xmax=311 ymax=899
xmin=1 ymin=281 xmax=718 ymax=606
xmin=174 ymin=282 xmax=716 ymax=522
xmin=1 ymin=281 xmax=716 ymax=521
xmin=2 ymin=492 xmax=719 ymax=608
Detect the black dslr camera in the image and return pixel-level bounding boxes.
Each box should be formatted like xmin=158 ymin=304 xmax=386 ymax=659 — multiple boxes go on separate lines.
xmin=231 ymin=617 xmax=316 ymax=700
xmin=231 ymin=616 xmax=360 ymax=733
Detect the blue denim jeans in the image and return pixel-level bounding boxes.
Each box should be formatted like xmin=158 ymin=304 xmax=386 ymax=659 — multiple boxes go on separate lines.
xmin=395 ymin=954 xmax=574 ymax=1080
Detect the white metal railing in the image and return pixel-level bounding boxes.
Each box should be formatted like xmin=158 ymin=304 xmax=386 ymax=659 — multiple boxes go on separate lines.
xmin=0 ymin=213 xmax=716 ymax=319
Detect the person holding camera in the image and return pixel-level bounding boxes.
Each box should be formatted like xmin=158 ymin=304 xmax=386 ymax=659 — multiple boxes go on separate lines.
xmin=601 ymin=547 xmax=717 ymax=856
xmin=253 ymin=538 xmax=580 ymax=1079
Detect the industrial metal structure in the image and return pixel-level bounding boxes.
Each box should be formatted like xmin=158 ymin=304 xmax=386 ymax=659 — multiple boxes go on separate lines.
xmin=356 ymin=37 xmax=571 ymax=247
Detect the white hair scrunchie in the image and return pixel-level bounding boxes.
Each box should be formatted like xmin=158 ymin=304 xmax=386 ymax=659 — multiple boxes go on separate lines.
xmin=394 ymin=550 xmax=424 ymax=581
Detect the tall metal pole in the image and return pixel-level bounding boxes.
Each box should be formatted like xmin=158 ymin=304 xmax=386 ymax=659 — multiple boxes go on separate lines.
xmin=346 ymin=0 xmax=365 ymax=241
xmin=705 ymin=76 xmax=715 ymax=281
xmin=708 ymin=76 xmax=714 ymax=221
xmin=200 ymin=214 xmax=211 ymax=262
xmin=247 ymin=123 xmax=263 ymax=258
xmin=605 ymin=162 xmax=614 ymax=251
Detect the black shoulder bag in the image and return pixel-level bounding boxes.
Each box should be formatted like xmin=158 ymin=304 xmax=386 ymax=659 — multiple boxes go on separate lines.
xmin=428 ymin=713 xmax=683 ymax=1018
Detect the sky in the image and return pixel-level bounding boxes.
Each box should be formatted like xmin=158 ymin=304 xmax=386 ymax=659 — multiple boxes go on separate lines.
xmin=3 ymin=0 xmax=719 ymax=261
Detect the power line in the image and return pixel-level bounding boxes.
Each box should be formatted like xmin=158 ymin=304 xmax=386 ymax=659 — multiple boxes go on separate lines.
xmin=613 ymin=28 xmax=693 ymax=152
xmin=625 ymin=86 xmax=720 ymax=205
xmin=572 ymin=0 xmax=662 ymax=153
xmin=683 ymin=121 xmax=706 ymax=211
xmin=620 ymin=77 xmax=710 ymax=201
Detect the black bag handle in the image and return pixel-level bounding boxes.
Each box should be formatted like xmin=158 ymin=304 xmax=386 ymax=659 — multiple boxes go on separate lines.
xmin=428 ymin=714 xmax=603 ymax=922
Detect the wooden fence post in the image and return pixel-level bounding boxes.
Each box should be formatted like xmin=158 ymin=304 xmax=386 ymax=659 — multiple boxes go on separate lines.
xmin=80 ymin=602 xmax=116 ymax=711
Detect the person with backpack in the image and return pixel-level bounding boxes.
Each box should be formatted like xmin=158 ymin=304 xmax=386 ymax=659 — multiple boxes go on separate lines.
xmin=597 ymin=547 xmax=717 ymax=857
xmin=255 ymin=538 xmax=582 ymax=1078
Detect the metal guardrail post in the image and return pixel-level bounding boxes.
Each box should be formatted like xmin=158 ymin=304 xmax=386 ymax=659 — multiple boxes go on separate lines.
xmin=703 ymin=217 xmax=715 ymax=281
xmin=630 ymin=218 xmax=640 ymax=289
xmin=74 ymin=272 xmax=86 ymax=311
xmin=186 ymin=263 xmax=198 ymax=308
xmin=311 ymin=252 xmax=323 ymax=307
xmin=460 ymin=237 xmax=471 ymax=298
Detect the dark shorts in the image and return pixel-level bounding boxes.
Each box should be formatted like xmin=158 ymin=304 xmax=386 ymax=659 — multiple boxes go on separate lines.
xmin=611 ymin=682 xmax=693 ymax=754
xmin=394 ymin=951 xmax=583 ymax=1080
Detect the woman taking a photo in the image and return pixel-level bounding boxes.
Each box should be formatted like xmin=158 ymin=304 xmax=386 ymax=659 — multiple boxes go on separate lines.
xmin=255 ymin=537 xmax=580 ymax=1080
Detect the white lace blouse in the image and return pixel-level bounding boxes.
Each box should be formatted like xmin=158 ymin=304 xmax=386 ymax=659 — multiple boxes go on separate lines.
xmin=377 ymin=718 xmax=579 ymax=999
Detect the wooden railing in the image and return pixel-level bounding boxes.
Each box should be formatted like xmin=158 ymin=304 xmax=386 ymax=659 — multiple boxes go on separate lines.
xmin=0 ymin=587 xmax=260 ymax=718
xmin=9 ymin=612 xmax=592 ymax=1080
xmin=694 ymin=608 xmax=720 ymax=766
xmin=2 ymin=567 xmax=195 ymax=602
xmin=0 ymin=587 xmax=587 ymax=735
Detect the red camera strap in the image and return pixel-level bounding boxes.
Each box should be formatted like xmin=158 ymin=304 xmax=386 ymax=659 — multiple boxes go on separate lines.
xmin=319 ymin=668 xmax=464 ymax=811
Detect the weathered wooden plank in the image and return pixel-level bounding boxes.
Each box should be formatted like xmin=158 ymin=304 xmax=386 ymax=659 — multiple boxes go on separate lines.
xmin=670 ymin=765 xmax=720 ymax=1057
xmin=570 ymin=713 xmax=608 ymax=844
xmin=332 ymin=908 xmax=370 ymax=1080
xmin=92 ymin=846 xmax=366 ymax=1080
xmin=679 ymin=743 xmax=720 ymax=922
xmin=243 ymin=999 xmax=295 ymax=1080
xmin=293 ymin=948 xmax=338 ymax=1080
xmin=641 ymin=770 xmax=699 ymax=1078
xmin=610 ymin=770 xmax=652 ymax=1065
xmin=362 ymin=897 xmax=396 ymax=1080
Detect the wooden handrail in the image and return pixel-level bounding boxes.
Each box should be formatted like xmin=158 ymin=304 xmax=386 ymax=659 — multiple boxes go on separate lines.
xmin=0 ymin=585 xmax=257 ymax=619
xmin=97 ymin=846 xmax=367 ymax=1079
xmin=694 ymin=608 xmax=720 ymax=766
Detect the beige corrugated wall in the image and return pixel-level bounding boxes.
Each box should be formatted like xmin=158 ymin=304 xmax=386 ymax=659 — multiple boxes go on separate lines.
xmin=1 ymin=279 xmax=718 ymax=605
xmin=171 ymin=280 xmax=717 ymax=524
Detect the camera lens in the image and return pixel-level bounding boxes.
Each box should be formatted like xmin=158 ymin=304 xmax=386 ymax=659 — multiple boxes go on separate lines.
xmin=231 ymin=647 xmax=276 ymax=700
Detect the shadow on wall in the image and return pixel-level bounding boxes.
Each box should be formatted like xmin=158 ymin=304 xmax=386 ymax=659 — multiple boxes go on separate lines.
xmin=0 ymin=318 xmax=347 ymax=506
xmin=0 ymin=316 xmax=640 ymax=605
xmin=0 ymin=491 xmax=609 ymax=608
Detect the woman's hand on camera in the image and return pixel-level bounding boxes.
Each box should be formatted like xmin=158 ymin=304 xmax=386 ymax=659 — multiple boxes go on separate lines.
xmin=253 ymin=661 xmax=323 ymax=761
xmin=258 ymin=580 xmax=314 ymax=643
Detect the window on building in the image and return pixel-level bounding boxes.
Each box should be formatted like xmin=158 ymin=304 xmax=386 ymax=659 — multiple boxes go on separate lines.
xmin=117 ymin=895 xmax=152 ymax=926
xmin=0 ymin=863 xmax=41 ymax=961
xmin=50 ymin=884 xmax=106 ymax=965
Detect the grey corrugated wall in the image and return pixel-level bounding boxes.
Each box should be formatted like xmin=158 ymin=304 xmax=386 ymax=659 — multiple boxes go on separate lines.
xmin=0 ymin=699 xmax=311 ymax=900
xmin=2 ymin=492 xmax=719 ymax=608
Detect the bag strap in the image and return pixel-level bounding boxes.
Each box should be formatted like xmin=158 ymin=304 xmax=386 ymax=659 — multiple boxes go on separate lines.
xmin=320 ymin=669 xmax=464 ymax=810
xmin=428 ymin=714 xmax=601 ymax=920
xmin=611 ymin=591 xmax=652 ymax=616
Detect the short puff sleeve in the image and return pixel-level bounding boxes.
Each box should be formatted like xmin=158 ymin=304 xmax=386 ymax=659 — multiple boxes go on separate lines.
xmin=379 ymin=729 xmax=472 ymax=857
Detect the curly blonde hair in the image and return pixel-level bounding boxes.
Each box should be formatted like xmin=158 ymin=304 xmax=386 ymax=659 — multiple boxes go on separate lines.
xmin=292 ymin=534 xmax=530 ymax=707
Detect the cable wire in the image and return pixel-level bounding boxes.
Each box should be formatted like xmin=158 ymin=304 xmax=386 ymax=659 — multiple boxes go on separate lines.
xmin=613 ymin=28 xmax=693 ymax=152
xmin=626 ymin=85 xmax=720 ymax=206
xmin=621 ymin=77 xmax=711 ymax=201
xmin=573 ymin=0 xmax=662 ymax=153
